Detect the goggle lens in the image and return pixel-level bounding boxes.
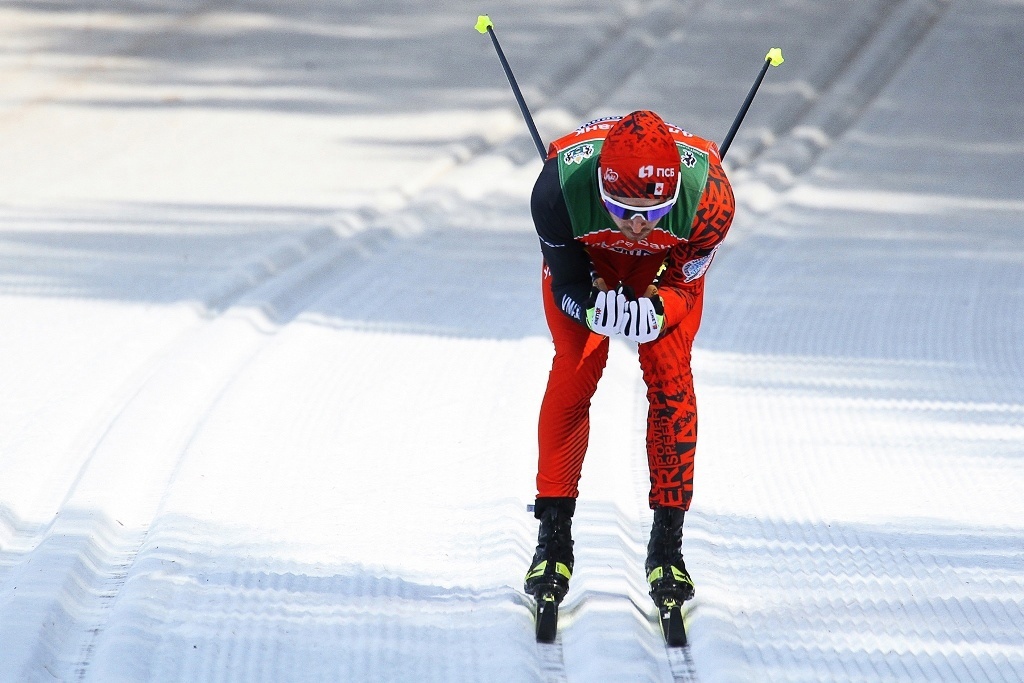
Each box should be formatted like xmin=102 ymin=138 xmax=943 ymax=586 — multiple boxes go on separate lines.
xmin=598 ymin=164 xmax=681 ymax=222
xmin=602 ymin=200 xmax=675 ymax=222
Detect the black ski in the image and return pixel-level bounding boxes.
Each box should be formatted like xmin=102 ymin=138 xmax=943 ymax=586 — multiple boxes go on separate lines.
xmin=657 ymin=597 xmax=687 ymax=647
xmin=534 ymin=591 xmax=560 ymax=643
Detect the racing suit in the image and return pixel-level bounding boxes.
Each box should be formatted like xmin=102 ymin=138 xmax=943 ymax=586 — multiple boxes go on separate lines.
xmin=532 ymin=116 xmax=735 ymax=510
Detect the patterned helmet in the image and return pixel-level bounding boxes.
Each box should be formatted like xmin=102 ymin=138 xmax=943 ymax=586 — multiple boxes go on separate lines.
xmin=598 ymin=110 xmax=680 ymax=200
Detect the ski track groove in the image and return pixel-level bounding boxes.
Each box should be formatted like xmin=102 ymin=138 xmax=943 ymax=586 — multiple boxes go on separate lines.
xmin=737 ymin=0 xmax=952 ymax=185
xmin=720 ymin=0 xmax=914 ymax=167
xmin=538 ymin=0 xmax=706 ymax=123
xmin=667 ymin=647 xmax=700 ymax=683
xmin=538 ymin=641 xmax=569 ymax=683
xmin=74 ymin=220 xmax=509 ymax=682
xmin=0 ymin=217 xmax=401 ymax=682
xmin=0 ymin=219 xmax=359 ymax=552
xmin=630 ymin=374 xmax=702 ymax=683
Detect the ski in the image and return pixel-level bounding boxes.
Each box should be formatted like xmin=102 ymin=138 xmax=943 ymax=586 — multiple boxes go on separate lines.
xmin=657 ymin=596 xmax=687 ymax=647
xmin=534 ymin=590 xmax=560 ymax=643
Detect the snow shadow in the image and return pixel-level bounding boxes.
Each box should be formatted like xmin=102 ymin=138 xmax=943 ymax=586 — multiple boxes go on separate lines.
xmin=3 ymin=0 xmax=624 ymax=117
xmin=292 ymin=199 xmax=551 ymax=341
xmin=699 ymin=202 xmax=1024 ymax=408
xmin=685 ymin=510 xmax=1024 ymax=683
xmin=0 ymin=203 xmax=347 ymax=308
xmin=0 ymin=197 xmax=550 ymax=340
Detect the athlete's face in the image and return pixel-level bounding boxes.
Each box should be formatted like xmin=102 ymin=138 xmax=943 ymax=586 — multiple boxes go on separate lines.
xmin=606 ymin=195 xmax=664 ymax=242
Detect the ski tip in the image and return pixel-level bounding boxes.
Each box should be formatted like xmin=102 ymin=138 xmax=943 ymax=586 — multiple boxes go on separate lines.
xmin=766 ymin=48 xmax=784 ymax=67
xmin=666 ymin=628 xmax=688 ymax=647
xmin=475 ymin=15 xmax=494 ymax=34
xmin=661 ymin=604 xmax=688 ymax=647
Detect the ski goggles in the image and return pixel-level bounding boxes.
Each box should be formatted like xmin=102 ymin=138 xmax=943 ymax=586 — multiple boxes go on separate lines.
xmin=598 ymin=168 xmax=681 ymax=222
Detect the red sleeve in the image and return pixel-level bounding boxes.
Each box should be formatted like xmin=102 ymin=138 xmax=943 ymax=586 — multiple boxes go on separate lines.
xmin=657 ymin=157 xmax=735 ymax=328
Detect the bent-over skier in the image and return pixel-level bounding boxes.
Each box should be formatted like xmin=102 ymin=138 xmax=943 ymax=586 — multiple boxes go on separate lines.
xmin=525 ymin=110 xmax=735 ymax=640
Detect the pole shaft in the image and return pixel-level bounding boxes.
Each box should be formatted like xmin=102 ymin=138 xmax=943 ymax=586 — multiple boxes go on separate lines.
xmin=486 ymin=27 xmax=547 ymax=161
xmin=719 ymin=58 xmax=772 ymax=159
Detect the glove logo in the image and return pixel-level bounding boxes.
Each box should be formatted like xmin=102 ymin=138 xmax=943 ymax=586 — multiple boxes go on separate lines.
xmin=603 ymin=168 xmax=619 ymax=183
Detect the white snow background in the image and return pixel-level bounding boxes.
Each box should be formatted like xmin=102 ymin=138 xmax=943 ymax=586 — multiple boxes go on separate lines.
xmin=1 ymin=1 xmax=1022 ymax=681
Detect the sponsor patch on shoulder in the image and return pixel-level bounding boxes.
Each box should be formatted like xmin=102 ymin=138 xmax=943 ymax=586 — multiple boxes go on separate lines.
xmin=563 ymin=143 xmax=595 ymax=165
xmin=574 ymin=116 xmax=621 ymax=135
xmin=682 ymin=246 xmax=718 ymax=282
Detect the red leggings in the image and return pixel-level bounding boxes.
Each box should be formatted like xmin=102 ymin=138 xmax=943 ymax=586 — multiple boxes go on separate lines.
xmin=537 ymin=262 xmax=703 ymax=510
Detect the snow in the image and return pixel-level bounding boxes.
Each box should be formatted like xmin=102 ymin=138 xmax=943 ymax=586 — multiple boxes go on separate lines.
xmin=1 ymin=1 xmax=1023 ymax=681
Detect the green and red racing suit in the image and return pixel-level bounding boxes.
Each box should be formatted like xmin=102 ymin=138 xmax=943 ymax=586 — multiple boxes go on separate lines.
xmin=532 ymin=115 xmax=735 ymax=510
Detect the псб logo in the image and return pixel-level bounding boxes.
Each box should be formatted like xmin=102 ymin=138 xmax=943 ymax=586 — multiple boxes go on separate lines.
xmin=638 ymin=165 xmax=676 ymax=179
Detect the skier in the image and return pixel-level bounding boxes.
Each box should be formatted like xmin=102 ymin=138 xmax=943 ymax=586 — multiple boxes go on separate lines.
xmin=524 ymin=110 xmax=735 ymax=621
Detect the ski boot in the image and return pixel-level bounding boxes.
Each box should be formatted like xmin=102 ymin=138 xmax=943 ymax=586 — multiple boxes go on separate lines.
xmin=524 ymin=497 xmax=575 ymax=643
xmin=646 ymin=506 xmax=694 ymax=646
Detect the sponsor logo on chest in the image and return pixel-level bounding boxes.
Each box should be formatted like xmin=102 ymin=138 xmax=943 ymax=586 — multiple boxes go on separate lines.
xmin=579 ymin=230 xmax=680 ymax=256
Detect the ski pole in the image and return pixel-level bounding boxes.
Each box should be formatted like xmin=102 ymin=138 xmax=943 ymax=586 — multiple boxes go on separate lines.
xmin=475 ymin=15 xmax=547 ymax=162
xmin=719 ymin=48 xmax=784 ymax=159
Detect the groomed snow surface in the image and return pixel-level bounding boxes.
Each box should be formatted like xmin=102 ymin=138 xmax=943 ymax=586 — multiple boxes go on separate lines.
xmin=1 ymin=1 xmax=1022 ymax=681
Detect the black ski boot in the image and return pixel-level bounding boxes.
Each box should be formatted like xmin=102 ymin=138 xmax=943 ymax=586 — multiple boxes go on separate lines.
xmin=524 ymin=497 xmax=575 ymax=642
xmin=646 ymin=506 xmax=694 ymax=647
